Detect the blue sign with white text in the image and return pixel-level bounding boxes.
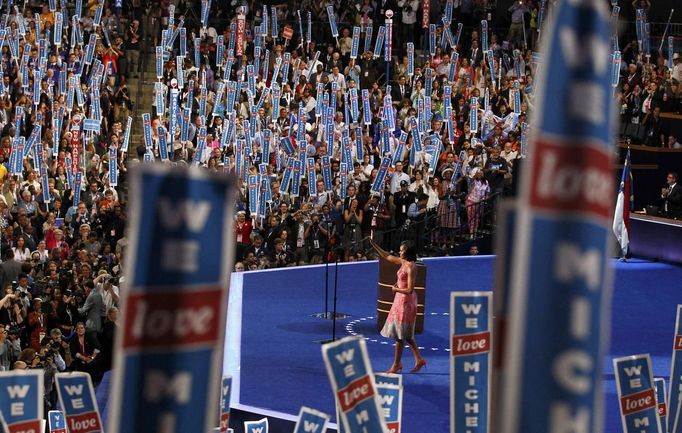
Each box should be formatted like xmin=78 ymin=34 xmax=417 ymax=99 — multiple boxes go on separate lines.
xmin=48 ymin=410 xmax=67 ymax=433
xmin=220 ymin=376 xmax=232 ymax=432
xmin=451 ymin=292 xmax=491 ymax=433
xmin=0 ymin=370 xmax=43 ymax=432
xmin=376 ymin=384 xmax=402 ymax=433
xmin=668 ymin=305 xmax=682 ymax=433
xmin=108 ymin=165 xmax=235 ymax=433
xmin=245 ymin=417 xmax=269 ymax=433
xmin=497 ymin=2 xmax=616 ymax=433
xmin=322 ymin=336 xmax=387 ymax=433
xmin=293 ymin=407 xmax=329 ymax=433
xmin=613 ymin=355 xmax=662 ymax=433
xmin=55 ymin=372 xmax=103 ymax=433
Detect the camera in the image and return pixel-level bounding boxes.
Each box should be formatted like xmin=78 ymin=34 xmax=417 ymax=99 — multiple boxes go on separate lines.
xmin=6 ymin=325 xmax=22 ymax=337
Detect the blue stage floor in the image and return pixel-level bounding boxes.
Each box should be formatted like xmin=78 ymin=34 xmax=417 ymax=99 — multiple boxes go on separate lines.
xmin=230 ymin=256 xmax=682 ymax=432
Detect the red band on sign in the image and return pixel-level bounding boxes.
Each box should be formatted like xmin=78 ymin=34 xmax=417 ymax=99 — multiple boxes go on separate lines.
xmin=386 ymin=421 xmax=400 ymax=433
xmin=620 ymin=388 xmax=656 ymax=415
xmin=122 ymin=289 xmax=221 ymax=349
xmin=336 ymin=376 xmax=375 ymax=412
xmin=674 ymin=335 xmax=682 ymax=350
xmin=452 ymin=331 xmax=491 ymax=356
xmin=529 ymin=139 xmax=613 ymax=221
xmin=66 ymin=412 xmax=102 ymax=433
xmin=220 ymin=413 xmax=230 ymax=433
xmin=658 ymin=403 xmax=667 ymax=417
xmin=8 ymin=420 xmax=42 ymax=433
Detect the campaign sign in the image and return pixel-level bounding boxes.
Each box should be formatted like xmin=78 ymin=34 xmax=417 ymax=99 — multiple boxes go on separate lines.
xmin=613 ymin=354 xmax=662 ymax=433
xmin=376 ymin=383 xmax=402 ymax=433
xmin=245 ymin=417 xmax=268 ymax=433
xmin=374 ymin=373 xmax=402 ymax=387
xmin=497 ymin=2 xmax=616 ymax=433
xmin=108 ymin=165 xmax=235 ymax=433
xmin=293 ymin=407 xmax=330 ymax=433
xmin=371 ymin=157 xmax=391 ymax=194
xmin=451 ymin=292 xmax=492 ymax=433
xmin=321 ymin=336 xmax=388 ymax=433
xmin=219 ymin=376 xmax=232 ymax=433
xmin=654 ymin=378 xmax=667 ymax=432
xmin=48 ymin=410 xmax=67 ymax=433
xmin=55 ymin=372 xmax=102 ymax=433
xmin=669 ymin=305 xmax=682 ymax=433
xmin=0 ymin=370 xmax=43 ymax=433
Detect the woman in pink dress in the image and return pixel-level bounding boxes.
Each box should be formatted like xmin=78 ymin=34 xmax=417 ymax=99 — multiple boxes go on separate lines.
xmin=370 ymin=239 xmax=427 ymax=374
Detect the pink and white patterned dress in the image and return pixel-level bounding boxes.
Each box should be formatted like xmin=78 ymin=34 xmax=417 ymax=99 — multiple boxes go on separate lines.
xmin=380 ymin=262 xmax=418 ymax=340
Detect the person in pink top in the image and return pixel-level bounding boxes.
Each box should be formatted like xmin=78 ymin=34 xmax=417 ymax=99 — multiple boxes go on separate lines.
xmin=370 ymin=239 xmax=427 ymax=374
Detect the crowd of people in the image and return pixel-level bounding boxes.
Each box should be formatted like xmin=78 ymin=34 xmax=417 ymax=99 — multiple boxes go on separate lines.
xmin=0 ymin=0 xmax=675 ymax=416
xmin=618 ymin=42 xmax=682 ymax=147
xmin=171 ymin=0 xmax=545 ymax=270
xmin=0 ymin=0 xmax=136 ymax=412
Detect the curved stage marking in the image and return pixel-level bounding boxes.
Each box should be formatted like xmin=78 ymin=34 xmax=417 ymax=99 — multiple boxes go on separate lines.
xmin=345 ymin=312 xmax=452 ymax=351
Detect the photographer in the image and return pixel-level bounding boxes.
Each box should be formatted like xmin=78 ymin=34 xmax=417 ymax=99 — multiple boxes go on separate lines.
xmin=290 ymin=211 xmax=310 ymax=265
xmin=0 ymin=325 xmax=21 ymax=370
xmin=343 ymin=198 xmax=364 ymax=261
xmin=40 ymin=328 xmax=72 ymax=371
xmin=305 ymin=212 xmax=330 ymax=264
xmin=27 ymin=345 xmax=59 ymax=412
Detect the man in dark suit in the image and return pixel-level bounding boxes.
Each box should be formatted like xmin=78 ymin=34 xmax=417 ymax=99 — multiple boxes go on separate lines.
xmin=469 ymin=39 xmax=483 ymax=66
xmin=391 ymin=75 xmax=411 ymax=105
xmin=662 ymin=171 xmax=682 ymax=218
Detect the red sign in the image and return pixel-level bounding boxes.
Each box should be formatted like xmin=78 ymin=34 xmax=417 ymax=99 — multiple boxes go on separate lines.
xmin=66 ymin=412 xmax=102 ymax=433
xmin=336 ymin=376 xmax=375 ymax=412
xmin=8 ymin=420 xmax=42 ymax=433
xmin=282 ymin=25 xmax=294 ymax=40
xmin=451 ymin=331 xmax=491 ymax=356
xmin=235 ymin=16 xmax=245 ymax=57
xmin=422 ymin=0 xmax=430 ymax=28
xmin=71 ymin=116 xmax=82 ymax=174
xmin=675 ymin=334 xmax=682 ymax=350
xmin=529 ymin=138 xmax=612 ymax=221
xmin=620 ymin=388 xmax=656 ymax=415
xmin=658 ymin=402 xmax=667 ymax=417
xmin=123 ymin=289 xmax=222 ymax=349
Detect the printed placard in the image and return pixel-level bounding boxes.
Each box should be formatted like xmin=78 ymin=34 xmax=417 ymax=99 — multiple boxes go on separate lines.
xmin=321 ymin=336 xmax=388 ymax=433
xmin=376 ymin=383 xmax=402 ymax=433
xmin=374 ymin=373 xmax=402 ymax=387
xmin=293 ymin=407 xmax=330 ymax=433
xmin=371 ymin=157 xmax=391 ymax=194
xmin=219 ymin=376 xmax=232 ymax=433
xmin=48 ymin=410 xmax=67 ymax=433
xmin=364 ymin=26 xmax=373 ymax=53
xmin=0 ymin=370 xmax=44 ymax=433
xmin=654 ymin=378 xmax=667 ymax=433
xmin=351 ymin=27 xmax=361 ymax=59
xmin=496 ymin=3 xmax=616 ymax=433
xmin=373 ymin=26 xmax=386 ymax=59
xmin=451 ymin=292 xmax=492 ymax=433
xmin=108 ymin=165 xmax=235 ymax=433
xmin=327 ymin=6 xmax=338 ymax=38
xmin=55 ymin=372 xmax=103 ymax=433
xmin=245 ymin=418 xmax=268 ymax=433
xmin=668 ymin=305 xmax=682 ymax=433
xmin=613 ymin=354 xmax=662 ymax=433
